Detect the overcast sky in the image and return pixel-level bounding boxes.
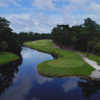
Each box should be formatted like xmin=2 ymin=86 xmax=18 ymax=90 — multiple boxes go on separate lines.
xmin=0 ymin=0 xmax=100 ymax=33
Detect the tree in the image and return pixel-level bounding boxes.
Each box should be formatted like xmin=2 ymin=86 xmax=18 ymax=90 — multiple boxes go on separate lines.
xmin=52 ymin=24 xmax=72 ymax=47
xmin=84 ymin=18 xmax=100 ymax=33
xmin=83 ymin=18 xmax=100 ymax=52
xmin=0 ymin=17 xmax=21 ymax=54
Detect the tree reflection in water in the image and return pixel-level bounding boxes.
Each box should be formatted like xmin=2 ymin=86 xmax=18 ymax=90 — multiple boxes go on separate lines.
xmin=0 ymin=56 xmax=22 ymax=95
xmin=79 ymin=78 xmax=100 ymax=99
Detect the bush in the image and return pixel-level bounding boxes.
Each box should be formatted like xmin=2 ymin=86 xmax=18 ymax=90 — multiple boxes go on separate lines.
xmin=0 ymin=41 xmax=8 ymax=51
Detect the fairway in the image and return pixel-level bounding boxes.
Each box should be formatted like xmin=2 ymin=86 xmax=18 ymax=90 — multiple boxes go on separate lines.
xmin=24 ymin=40 xmax=94 ymax=77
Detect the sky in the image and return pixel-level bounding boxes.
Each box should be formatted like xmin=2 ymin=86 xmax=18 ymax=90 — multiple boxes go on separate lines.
xmin=0 ymin=0 xmax=100 ymax=33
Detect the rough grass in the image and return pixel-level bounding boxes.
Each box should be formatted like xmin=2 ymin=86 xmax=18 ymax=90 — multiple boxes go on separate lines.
xmin=83 ymin=53 xmax=100 ymax=65
xmin=0 ymin=52 xmax=19 ymax=65
xmin=24 ymin=39 xmax=94 ymax=77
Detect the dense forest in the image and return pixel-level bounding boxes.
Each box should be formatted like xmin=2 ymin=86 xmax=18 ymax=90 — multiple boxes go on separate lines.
xmin=52 ymin=18 xmax=100 ymax=55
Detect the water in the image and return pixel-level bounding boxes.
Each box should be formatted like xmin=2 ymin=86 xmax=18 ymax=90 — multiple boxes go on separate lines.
xmin=0 ymin=47 xmax=100 ymax=100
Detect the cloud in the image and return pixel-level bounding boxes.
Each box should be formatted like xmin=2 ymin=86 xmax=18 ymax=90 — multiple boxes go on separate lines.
xmin=88 ymin=2 xmax=100 ymax=13
xmin=3 ymin=12 xmax=85 ymax=33
xmin=70 ymin=0 xmax=89 ymax=5
xmin=62 ymin=78 xmax=78 ymax=93
xmin=0 ymin=0 xmax=21 ymax=8
xmin=4 ymin=12 xmax=64 ymax=33
xmin=0 ymin=2 xmax=8 ymax=7
xmin=1 ymin=0 xmax=100 ymax=33
xmin=22 ymin=51 xmax=34 ymax=58
xmin=6 ymin=13 xmax=34 ymax=32
xmin=32 ymin=0 xmax=55 ymax=10
xmin=8 ymin=0 xmax=21 ymax=6
xmin=36 ymin=75 xmax=53 ymax=85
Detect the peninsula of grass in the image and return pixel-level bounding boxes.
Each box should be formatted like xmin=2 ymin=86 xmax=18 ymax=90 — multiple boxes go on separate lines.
xmin=0 ymin=52 xmax=19 ymax=65
xmin=24 ymin=40 xmax=94 ymax=77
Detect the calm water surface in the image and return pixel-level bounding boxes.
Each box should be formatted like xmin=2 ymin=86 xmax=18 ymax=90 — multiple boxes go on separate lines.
xmin=0 ymin=47 xmax=100 ymax=100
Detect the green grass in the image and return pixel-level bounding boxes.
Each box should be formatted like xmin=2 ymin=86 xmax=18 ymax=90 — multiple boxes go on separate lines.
xmin=0 ymin=52 xmax=19 ymax=65
xmin=83 ymin=53 xmax=100 ymax=65
xmin=24 ymin=39 xmax=94 ymax=77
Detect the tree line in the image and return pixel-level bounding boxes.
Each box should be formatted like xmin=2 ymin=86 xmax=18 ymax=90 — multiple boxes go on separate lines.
xmin=1 ymin=16 xmax=100 ymax=55
xmin=17 ymin=32 xmax=51 ymax=44
xmin=51 ymin=18 xmax=100 ymax=55
xmin=0 ymin=17 xmax=51 ymax=54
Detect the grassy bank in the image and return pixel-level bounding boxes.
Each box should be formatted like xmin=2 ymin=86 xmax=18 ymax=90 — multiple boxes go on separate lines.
xmin=0 ymin=52 xmax=19 ymax=65
xmin=24 ymin=40 xmax=94 ymax=77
